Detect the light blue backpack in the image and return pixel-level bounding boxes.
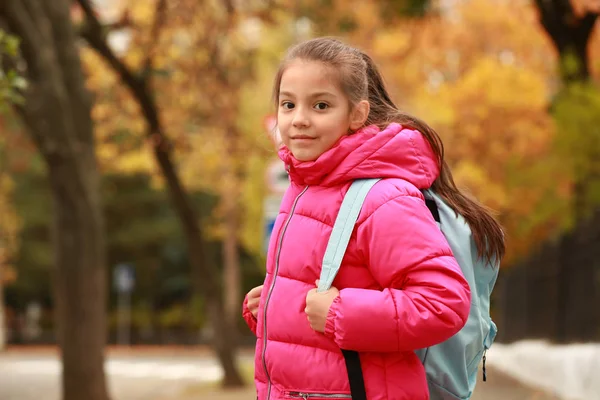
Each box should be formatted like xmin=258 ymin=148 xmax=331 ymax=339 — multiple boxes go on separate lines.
xmin=318 ymin=179 xmax=499 ymax=400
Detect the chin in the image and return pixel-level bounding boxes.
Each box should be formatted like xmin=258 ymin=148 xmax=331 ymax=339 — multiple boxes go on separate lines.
xmin=292 ymin=149 xmax=319 ymax=162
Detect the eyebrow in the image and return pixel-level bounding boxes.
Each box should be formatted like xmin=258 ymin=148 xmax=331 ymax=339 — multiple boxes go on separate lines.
xmin=279 ymin=91 xmax=336 ymax=99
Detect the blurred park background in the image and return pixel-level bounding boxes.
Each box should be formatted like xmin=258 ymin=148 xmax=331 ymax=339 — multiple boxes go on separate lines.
xmin=0 ymin=0 xmax=599 ymax=399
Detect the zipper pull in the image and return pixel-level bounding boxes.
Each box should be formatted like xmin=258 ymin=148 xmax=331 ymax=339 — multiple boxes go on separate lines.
xmin=482 ymin=350 xmax=487 ymax=382
xmin=289 ymin=392 xmax=309 ymax=399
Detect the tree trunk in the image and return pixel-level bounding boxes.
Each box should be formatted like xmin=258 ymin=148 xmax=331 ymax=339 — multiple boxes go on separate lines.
xmin=534 ymin=0 xmax=598 ymax=83
xmin=222 ymin=167 xmax=241 ymax=342
xmin=534 ymin=0 xmax=599 ymax=221
xmin=48 ymin=145 xmax=108 ymax=400
xmin=534 ymin=2 xmax=599 ymax=342
xmin=151 ymin=123 xmax=244 ymax=388
xmin=0 ymin=1 xmax=109 ymax=399
xmin=76 ymin=0 xmax=244 ymax=386
xmin=0 ymin=270 xmax=5 ymax=351
xmin=206 ymin=298 xmax=244 ymax=386
xmin=221 ymin=125 xmax=242 ymax=344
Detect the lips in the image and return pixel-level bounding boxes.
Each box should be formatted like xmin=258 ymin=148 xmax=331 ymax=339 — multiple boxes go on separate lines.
xmin=291 ymin=135 xmax=316 ymax=140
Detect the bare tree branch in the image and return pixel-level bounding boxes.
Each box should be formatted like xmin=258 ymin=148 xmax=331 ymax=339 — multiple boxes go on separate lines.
xmin=76 ymin=0 xmax=103 ymax=32
xmin=205 ymin=0 xmax=238 ymax=86
xmin=76 ymin=0 xmax=166 ymax=135
xmin=222 ymin=0 xmax=235 ymax=15
xmin=142 ymin=0 xmax=167 ymax=77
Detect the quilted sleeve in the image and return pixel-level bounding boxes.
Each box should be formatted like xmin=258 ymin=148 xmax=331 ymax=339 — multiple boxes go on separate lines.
xmin=324 ymin=194 xmax=470 ymax=352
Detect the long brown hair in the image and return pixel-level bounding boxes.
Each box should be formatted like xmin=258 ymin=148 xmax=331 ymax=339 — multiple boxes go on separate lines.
xmin=273 ymin=37 xmax=505 ymax=264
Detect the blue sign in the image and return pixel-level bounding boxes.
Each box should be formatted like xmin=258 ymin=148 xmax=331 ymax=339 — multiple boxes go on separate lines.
xmin=263 ymin=193 xmax=283 ymax=255
xmin=264 ymin=218 xmax=276 ymax=254
xmin=113 ymin=263 xmax=135 ymax=293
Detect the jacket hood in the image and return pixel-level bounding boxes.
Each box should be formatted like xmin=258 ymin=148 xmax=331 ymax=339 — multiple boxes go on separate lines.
xmin=278 ymin=123 xmax=440 ymax=188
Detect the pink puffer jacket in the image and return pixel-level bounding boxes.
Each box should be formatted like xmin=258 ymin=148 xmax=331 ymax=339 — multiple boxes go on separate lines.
xmin=243 ymin=123 xmax=471 ymax=400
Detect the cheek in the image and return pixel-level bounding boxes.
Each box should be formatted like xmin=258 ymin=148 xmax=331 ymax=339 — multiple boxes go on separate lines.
xmin=321 ymin=115 xmax=350 ymax=138
xmin=277 ymin=109 xmax=293 ymax=124
xmin=277 ymin=124 xmax=292 ymax=146
xmin=276 ymin=113 xmax=289 ymax=131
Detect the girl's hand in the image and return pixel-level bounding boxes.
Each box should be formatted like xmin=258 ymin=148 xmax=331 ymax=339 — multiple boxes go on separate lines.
xmin=305 ymin=280 xmax=339 ymax=333
xmin=246 ymin=285 xmax=263 ymax=319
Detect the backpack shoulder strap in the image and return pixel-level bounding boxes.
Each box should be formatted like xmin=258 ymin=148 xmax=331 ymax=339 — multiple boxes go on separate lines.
xmin=422 ymin=189 xmax=441 ymax=223
xmin=317 ymin=178 xmax=380 ymax=293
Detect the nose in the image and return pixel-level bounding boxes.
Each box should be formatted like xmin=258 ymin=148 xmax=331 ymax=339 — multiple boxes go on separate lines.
xmin=292 ymin=107 xmax=310 ymax=129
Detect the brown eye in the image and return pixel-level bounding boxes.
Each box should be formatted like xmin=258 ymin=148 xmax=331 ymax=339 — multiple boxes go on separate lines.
xmin=314 ymin=102 xmax=329 ymax=110
xmin=281 ymin=101 xmax=294 ymax=110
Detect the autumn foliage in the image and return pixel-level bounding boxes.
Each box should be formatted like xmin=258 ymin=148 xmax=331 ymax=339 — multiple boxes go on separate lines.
xmin=62 ymin=0 xmax=600 ymax=264
xmin=3 ymin=0 xmax=600 ymax=289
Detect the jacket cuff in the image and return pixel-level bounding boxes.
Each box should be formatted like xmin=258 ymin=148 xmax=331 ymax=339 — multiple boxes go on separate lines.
xmin=324 ymin=295 xmax=341 ymax=340
xmin=242 ymin=294 xmax=258 ymax=335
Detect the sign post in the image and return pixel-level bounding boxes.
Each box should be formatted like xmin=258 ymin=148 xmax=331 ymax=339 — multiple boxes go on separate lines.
xmin=113 ymin=263 xmax=135 ymax=346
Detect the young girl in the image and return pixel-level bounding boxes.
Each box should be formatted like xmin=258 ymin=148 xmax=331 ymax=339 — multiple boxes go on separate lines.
xmin=243 ymin=37 xmax=505 ymax=400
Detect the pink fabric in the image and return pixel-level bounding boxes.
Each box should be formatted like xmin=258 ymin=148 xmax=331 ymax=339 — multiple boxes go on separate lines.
xmin=243 ymin=123 xmax=471 ymax=399
xmin=242 ymin=294 xmax=258 ymax=334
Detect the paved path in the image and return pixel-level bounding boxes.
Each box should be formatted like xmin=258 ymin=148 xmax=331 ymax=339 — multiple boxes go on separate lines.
xmin=0 ymin=347 xmax=561 ymax=400
xmin=0 ymin=347 xmax=250 ymax=400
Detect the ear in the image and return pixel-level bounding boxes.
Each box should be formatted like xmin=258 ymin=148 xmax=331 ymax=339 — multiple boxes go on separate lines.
xmin=349 ymin=100 xmax=370 ymax=131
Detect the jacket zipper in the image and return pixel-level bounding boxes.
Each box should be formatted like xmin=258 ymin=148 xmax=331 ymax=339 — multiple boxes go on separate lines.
xmin=263 ymin=185 xmax=309 ymax=400
xmin=287 ymin=392 xmax=352 ymax=399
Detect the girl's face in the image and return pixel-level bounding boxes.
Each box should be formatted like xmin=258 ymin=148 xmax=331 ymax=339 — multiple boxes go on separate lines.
xmin=277 ymin=60 xmax=368 ymax=162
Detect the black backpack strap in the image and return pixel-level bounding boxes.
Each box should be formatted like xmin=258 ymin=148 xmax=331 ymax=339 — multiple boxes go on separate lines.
xmin=342 ymin=349 xmax=367 ymax=400
xmin=425 ymin=198 xmax=441 ymax=223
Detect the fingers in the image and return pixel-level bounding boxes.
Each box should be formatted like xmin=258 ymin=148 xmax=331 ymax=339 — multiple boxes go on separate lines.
xmin=247 ymin=285 xmax=263 ymax=300
xmin=246 ymin=285 xmax=263 ymax=318
xmin=248 ymin=293 xmax=261 ymax=308
xmin=249 ymin=284 xmax=263 ymax=295
xmin=248 ymin=298 xmax=260 ymax=318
